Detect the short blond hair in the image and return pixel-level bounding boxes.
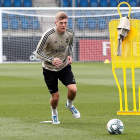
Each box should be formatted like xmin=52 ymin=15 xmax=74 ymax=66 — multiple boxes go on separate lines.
xmin=55 ymin=11 xmax=68 ymax=22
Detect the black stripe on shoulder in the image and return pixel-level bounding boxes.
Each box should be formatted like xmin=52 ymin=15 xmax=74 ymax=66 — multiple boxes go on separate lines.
xmin=45 ymin=28 xmax=55 ymax=37
xmin=43 ymin=29 xmax=55 ymax=41
xmin=66 ymin=28 xmax=74 ymax=33
xmin=37 ymin=28 xmax=55 ymax=53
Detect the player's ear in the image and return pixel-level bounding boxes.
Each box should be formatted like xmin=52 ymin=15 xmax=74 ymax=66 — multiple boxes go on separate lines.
xmin=55 ymin=21 xmax=58 ymax=26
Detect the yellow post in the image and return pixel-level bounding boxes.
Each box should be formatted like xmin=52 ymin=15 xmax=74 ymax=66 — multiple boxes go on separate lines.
xmin=109 ymin=1 xmax=140 ymax=115
xmin=138 ymin=85 xmax=140 ymax=111
xmin=112 ymin=67 xmax=123 ymax=111
xmin=132 ymin=68 xmax=137 ymax=111
xmin=123 ymin=68 xmax=129 ymax=111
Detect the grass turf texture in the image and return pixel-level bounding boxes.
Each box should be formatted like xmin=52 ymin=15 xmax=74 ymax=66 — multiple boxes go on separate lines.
xmin=0 ymin=62 xmax=140 ymax=140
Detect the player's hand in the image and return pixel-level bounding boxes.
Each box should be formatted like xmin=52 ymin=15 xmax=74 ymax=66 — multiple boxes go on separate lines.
xmin=67 ymin=56 xmax=73 ymax=65
xmin=52 ymin=58 xmax=63 ymax=68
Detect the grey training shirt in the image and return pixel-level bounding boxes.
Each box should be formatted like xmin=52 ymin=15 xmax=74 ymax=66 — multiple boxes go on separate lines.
xmin=36 ymin=27 xmax=74 ymax=71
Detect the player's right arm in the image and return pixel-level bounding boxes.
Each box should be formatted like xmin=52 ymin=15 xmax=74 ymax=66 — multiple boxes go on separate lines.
xmin=36 ymin=31 xmax=54 ymax=64
xmin=36 ymin=30 xmax=63 ymax=67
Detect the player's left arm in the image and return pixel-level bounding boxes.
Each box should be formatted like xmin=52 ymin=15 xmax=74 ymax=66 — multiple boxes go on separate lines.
xmin=67 ymin=35 xmax=73 ymax=65
xmin=67 ymin=56 xmax=73 ymax=65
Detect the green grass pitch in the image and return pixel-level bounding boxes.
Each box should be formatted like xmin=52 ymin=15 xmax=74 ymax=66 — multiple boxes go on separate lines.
xmin=0 ymin=62 xmax=140 ymax=140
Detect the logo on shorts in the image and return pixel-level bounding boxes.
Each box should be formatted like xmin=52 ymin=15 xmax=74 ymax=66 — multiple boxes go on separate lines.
xmin=72 ymin=77 xmax=75 ymax=83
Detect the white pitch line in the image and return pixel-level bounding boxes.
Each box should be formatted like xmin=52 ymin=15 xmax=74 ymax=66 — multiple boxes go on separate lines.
xmin=39 ymin=121 xmax=53 ymax=123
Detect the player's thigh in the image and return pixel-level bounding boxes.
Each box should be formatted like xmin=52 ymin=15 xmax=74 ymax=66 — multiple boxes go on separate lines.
xmin=59 ymin=65 xmax=76 ymax=86
xmin=43 ymin=67 xmax=58 ymax=94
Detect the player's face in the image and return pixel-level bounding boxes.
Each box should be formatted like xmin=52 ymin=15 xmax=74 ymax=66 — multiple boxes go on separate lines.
xmin=55 ymin=18 xmax=68 ymax=33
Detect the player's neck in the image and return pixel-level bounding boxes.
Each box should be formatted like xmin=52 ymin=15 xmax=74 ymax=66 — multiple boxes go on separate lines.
xmin=56 ymin=28 xmax=65 ymax=35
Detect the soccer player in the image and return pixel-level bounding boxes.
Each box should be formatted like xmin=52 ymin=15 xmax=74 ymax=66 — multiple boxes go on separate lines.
xmin=36 ymin=11 xmax=80 ymax=124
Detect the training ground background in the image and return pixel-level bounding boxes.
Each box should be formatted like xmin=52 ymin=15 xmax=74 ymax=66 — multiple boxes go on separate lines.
xmin=0 ymin=62 xmax=140 ymax=140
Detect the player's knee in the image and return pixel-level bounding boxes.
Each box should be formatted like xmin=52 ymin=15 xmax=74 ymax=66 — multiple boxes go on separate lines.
xmin=51 ymin=92 xmax=59 ymax=102
xmin=52 ymin=96 xmax=59 ymax=103
xmin=69 ymin=87 xmax=77 ymax=95
xmin=67 ymin=84 xmax=77 ymax=94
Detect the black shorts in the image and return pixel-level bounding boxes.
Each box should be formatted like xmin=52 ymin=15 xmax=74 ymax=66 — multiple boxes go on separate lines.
xmin=43 ymin=65 xmax=76 ymax=94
